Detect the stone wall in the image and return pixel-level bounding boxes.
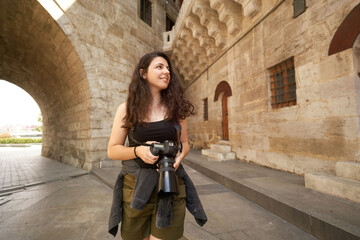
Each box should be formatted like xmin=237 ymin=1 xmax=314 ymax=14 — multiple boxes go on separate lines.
xmin=2 ymin=0 xmax=359 ymax=173
xmin=1 ymin=0 xmax=169 ymax=170
xmin=183 ymin=0 xmax=360 ymax=175
xmin=52 ymin=0 xmax=168 ymax=169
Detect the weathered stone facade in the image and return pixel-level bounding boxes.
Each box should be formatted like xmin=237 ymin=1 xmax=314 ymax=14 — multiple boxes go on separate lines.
xmin=0 ymin=0 xmax=171 ymax=170
xmin=165 ymin=0 xmax=360 ymax=175
xmin=1 ymin=0 xmax=359 ymax=178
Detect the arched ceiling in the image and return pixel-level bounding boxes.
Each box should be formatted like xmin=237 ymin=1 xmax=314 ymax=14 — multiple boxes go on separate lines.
xmin=0 ymin=0 xmax=92 ymax=168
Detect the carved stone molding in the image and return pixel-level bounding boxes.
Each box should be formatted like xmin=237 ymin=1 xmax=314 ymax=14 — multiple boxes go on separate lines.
xmin=209 ymin=0 xmax=242 ymax=35
xmin=163 ymin=0 xmax=263 ymax=85
xmin=185 ymin=14 xmax=217 ymax=58
xmin=192 ymin=0 xmax=227 ymax=48
xmin=234 ymin=0 xmax=260 ymax=18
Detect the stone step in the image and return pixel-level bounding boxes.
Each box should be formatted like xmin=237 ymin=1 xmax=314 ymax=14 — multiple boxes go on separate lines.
xmin=201 ymin=149 xmax=236 ymax=161
xmin=305 ymin=173 xmax=360 ymax=204
xmin=184 ymin=150 xmax=360 ymax=240
xmin=210 ymin=143 xmax=232 ymax=152
xmin=336 ymin=161 xmax=360 ymax=181
xmin=99 ymin=159 xmax=122 ymax=168
xmin=218 ymin=140 xmax=231 ymax=145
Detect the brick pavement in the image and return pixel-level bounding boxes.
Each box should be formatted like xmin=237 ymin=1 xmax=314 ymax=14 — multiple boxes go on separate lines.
xmin=0 ymin=145 xmax=88 ymax=193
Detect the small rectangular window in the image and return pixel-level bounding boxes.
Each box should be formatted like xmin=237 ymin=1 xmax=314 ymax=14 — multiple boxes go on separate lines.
xmin=293 ymin=0 xmax=307 ymax=18
xmin=203 ymin=98 xmax=208 ymax=121
xmin=269 ymin=57 xmax=297 ymax=109
xmin=140 ymin=0 xmax=152 ymax=26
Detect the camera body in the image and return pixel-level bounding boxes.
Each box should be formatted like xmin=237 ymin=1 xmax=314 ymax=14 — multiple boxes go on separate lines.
xmin=150 ymin=140 xmax=178 ymax=157
xmin=150 ymin=140 xmax=179 ymax=195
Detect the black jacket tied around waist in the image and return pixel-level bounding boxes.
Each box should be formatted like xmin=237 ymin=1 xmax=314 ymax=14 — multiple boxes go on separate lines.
xmin=108 ymin=160 xmax=207 ymax=237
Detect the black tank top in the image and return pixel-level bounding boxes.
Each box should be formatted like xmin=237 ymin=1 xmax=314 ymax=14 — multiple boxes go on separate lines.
xmin=126 ymin=119 xmax=177 ymax=168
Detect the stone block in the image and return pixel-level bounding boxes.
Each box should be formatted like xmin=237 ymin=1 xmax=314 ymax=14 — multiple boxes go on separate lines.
xmin=236 ymin=148 xmax=257 ymax=162
xmin=270 ymin=136 xmax=359 ymax=162
xmin=259 ymin=151 xmax=295 ymax=173
xmin=305 ymin=173 xmax=360 ymax=204
xmin=327 ymin=96 xmax=357 ymax=118
xmin=296 ymin=87 xmax=321 ymax=105
xmin=293 ymin=155 xmax=336 ymax=175
xmin=99 ymin=159 xmax=122 ymax=168
xmin=201 ymin=149 xmax=236 ymax=161
xmin=284 ymin=120 xmax=323 ymax=140
xmin=299 ymin=100 xmax=331 ymax=120
xmin=336 ymin=162 xmax=360 ymax=181
xmin=210 ymin=143 xmax=232 ymax=152
xmin=319 ymin=75 xmax=355 ymax=100
xmin=319 ymin=50 xmax=354 ymax=83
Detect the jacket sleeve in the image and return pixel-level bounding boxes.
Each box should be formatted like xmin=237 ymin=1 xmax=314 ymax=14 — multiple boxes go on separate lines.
xmin=130 ymin=168 xmax=158 ymax=210
xmin=179 ymin=166 xmax=208 ymax=226
xmin=108 ymin=171 xmax=124 ymax=237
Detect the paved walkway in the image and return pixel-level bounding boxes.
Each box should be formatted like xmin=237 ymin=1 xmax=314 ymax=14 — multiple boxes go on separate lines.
xmin=0 ymin=146 xmax=318 ymax=239
xmin=93 ymin=165 xmax=316 ymax=240
xmin=0 ymin=174 xmax=114 ymax=240
xmin=0 ymin=145 xmax=88 ymax=193
xmin=94 ymin=150 xmax=360 ymax=240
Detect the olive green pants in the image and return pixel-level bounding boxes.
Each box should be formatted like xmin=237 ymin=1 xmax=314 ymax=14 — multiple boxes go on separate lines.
xmin=121 ymin=174 xmax=186 ymax=240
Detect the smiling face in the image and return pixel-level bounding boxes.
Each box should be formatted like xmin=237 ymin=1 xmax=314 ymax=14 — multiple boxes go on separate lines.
xmin=142 ymin=56 xmax=171 ymax=91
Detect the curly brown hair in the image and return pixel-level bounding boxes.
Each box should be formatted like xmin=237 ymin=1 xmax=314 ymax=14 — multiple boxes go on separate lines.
xmin=123 ymin=51 xmax=195 ymax=129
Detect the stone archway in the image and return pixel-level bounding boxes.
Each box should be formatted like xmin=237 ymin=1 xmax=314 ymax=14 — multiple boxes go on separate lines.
xmin=0 ymin=0 xmax=92 ymax=169
xmin=214 ymin=81 xmax=232 ymax=140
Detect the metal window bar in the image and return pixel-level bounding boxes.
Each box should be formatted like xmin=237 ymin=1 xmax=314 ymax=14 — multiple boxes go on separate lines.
xmin=270 ymin=58 xmax=296 ymax=108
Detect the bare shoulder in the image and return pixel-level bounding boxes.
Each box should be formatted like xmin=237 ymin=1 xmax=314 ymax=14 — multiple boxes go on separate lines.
xmin=119 ymin=102 xmax=126 ymax=111
xmin=117 ymin=102 xmax=127 ymax=115
xmin=112 ymin=102 xmax=127 ymax=124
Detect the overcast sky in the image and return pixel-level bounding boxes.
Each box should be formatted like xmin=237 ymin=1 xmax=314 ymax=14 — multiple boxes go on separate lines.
xmin=0 ymin=80 xmax=41 ymax=126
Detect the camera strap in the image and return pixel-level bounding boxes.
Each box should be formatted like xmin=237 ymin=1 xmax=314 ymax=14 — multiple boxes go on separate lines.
xmin=128 ymin=130 xmax=152 ymax=147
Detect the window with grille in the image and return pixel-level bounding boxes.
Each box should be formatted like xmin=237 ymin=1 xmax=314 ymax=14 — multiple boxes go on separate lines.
xmin=140 ymin=0 xmax=152 ymax=26
xmin=203 ymin=98 xmax=208 ymax=121
xmin=269 ymin=57 xmax=296 ymax=109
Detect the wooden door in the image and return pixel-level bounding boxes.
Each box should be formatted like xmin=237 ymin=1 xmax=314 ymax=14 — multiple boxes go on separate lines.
xmin=222 ymin=95 xmax=229 ymax=140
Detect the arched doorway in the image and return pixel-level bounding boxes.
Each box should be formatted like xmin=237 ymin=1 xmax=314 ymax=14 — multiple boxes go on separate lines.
xmin=214 ymin=81 xmax=232 ymax=140
xmin=0 ymin=0 xmax=92 ymax=169
xmin=328 ymin=3 xmax=360 ymax=55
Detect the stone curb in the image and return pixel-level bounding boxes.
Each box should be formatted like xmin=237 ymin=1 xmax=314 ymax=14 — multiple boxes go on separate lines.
xmin=0 ymin=172 xmax=89 ymax=196
xmin=91 ymin=169 xmax=115 ymax=189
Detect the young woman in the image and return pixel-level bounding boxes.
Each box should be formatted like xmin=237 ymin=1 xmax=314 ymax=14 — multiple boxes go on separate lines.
xmin=107 ymin=52 xmax=207 ymax=240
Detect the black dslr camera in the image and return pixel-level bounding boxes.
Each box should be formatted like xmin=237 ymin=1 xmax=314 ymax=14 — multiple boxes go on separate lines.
xmin=150 ymin=140 xmax=179 ymax=195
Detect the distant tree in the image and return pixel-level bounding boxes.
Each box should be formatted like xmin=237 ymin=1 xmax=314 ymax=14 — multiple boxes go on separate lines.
xmin=0 ymin=132 xmax=12 ymax=138
xmin=35 ymin=114 xmax=43 ymax=132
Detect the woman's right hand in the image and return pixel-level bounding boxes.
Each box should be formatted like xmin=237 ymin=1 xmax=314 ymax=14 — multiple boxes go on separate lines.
xmin=136 ymin=143 xmax=159 ymax=165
